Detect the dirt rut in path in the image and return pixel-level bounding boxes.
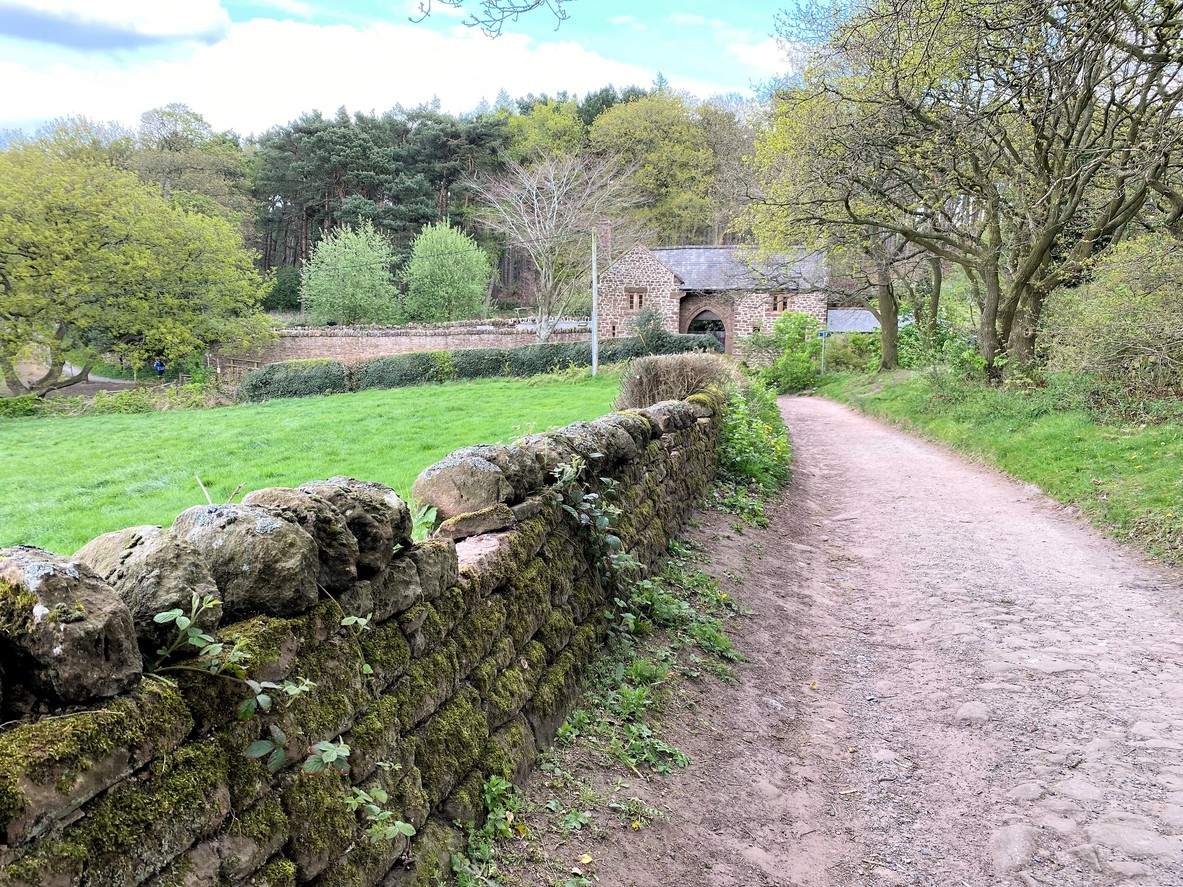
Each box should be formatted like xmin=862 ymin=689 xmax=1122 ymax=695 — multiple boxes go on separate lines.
xmin=512 ymin=395 xmax=1183 ymax=886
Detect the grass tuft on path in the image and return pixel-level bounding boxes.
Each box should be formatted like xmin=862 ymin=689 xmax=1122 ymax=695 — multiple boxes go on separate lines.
xmin=0 ymin=373 xmax=618 ymax=554
xmin=821 ymin=371 xmax=1183 ymax=563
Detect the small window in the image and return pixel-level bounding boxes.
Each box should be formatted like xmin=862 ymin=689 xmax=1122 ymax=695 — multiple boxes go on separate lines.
xmin=625 ymin=286 xmax=646 ymax=310
xmin=771 ymin=293 xmax=791 ymax=312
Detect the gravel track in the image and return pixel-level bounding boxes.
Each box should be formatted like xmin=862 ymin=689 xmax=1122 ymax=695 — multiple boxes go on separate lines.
xmin=544 ymin=395 xmax=1183 ymax=887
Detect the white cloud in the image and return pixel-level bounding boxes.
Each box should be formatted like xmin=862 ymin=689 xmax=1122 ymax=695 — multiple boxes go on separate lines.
xmin=668 ymin=12 xmax=707 ymax=27
xmin=254 ymin=0 xmax=315 ymax=18
xmin=0 ymin=0 xmax=230 ymax=39
xmin=0 ymin=18 xmax=731 ymax=133
xmin=609 ymin=15 xmax=644 ymax=31
xmin=725 ymin=36 xmax=793 ymax=77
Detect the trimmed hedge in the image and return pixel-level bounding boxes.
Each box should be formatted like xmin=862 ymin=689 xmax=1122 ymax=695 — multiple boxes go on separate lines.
xmin=238 ymin=333 xmax=721 ymax=402
xmin=236 ymin=358 xmax=351 ymax=401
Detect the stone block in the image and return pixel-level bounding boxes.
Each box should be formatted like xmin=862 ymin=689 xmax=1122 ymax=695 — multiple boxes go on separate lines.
xmin=75 ymin=525 xmax=220 ymax=656
xmin=0 ymin=546 xmax=142 ymax=707
xmin=173 ymin=505 xmax=319 ymax=620
xmin=412 ymin=455 xmax=512 ymax=523
xmin=300 ymin=477 xmax=412 ymax=578
xmin=242 ymin=487 xmax=359 ymax=593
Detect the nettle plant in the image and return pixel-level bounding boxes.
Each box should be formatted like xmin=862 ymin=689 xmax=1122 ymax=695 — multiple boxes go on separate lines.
xmin=152 ymin=591 xmax=415 ymax=846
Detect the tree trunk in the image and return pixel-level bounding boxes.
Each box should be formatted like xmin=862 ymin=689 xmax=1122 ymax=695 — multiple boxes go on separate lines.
xmin=927 ymin=256 xmax=942 ymax=334
xmin=1 ymin=357 xmax=29 ymax=396
xmin=1006 ymin=284 xmax=1046 ymax=366
xmin=877 ymin=274 xmax=899 ymax=371
xmin=979 ymin=264 xmax=1003 ymax=375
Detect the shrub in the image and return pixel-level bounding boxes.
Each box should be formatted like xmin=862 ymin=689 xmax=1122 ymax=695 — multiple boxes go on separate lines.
xmin=0 ymin=395 xmax=42 ymax=418
xmin=265 ymin=265 xmax=302 ymax=312
xmin=353 ymin=352 xmax=456 ymax=390
xmin=1044 ymin=233 xmax=1183 ymax=401
xmin=300 ymin=221 xmax=400 ymax=325
xmin=238 ymin=359 xmax=351 ymax=401
xmin=718 ymin=380 xmax=791 ymax=493
xmin=824 ymin=332 xmax=879 ymax=372
xmin=451 ymin=347 xmax=509 ymax=378
xmin=504 ymin=343 xmax=576 ymax=377
xmin=399 ymin=222 xmax=492 ymax=323
xmin=746 ymin=312 xmax=821 ymax=392
xmin=615 ymin=353 xmax=741 ymax=409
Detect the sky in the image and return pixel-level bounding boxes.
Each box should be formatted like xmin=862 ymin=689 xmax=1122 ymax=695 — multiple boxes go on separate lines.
xmin=0 ymin=0 xmax=794 ymax=136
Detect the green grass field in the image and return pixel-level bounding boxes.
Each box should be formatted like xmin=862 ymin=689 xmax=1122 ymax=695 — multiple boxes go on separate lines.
xmin=822 ymin=371 xmax=1183 ymax=563
xmin=1 ymin=373 xmax=619 ymax=555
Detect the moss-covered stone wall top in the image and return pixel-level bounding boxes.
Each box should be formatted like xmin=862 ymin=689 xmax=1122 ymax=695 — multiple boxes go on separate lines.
xmin=0 ymin=397 xmax=718 ymax=886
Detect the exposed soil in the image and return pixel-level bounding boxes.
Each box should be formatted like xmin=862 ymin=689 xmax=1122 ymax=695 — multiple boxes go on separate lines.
xmin=509 ymin=395 xmax=1183 ymax=886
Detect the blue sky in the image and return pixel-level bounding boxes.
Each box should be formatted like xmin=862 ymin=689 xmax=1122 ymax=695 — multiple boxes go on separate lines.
xmin=0 ymin=1 xmax=792 ymax=134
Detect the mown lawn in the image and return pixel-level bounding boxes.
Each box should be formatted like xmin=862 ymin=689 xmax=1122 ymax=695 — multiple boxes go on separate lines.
xmin=0 ymin=373 xmax=619 ymax=554
xmin=821 ymin=371 xmax=1183 ymax=563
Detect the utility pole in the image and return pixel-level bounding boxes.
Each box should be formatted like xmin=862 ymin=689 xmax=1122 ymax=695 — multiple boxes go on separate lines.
xmin=590 ymin=229 xmax=600 ymax=376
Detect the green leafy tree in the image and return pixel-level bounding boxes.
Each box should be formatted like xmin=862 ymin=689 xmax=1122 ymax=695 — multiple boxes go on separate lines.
xmin=505 ymin=99 xmax=586 ymax=161
xmin=588 ymin=93 xmax=715 ymax=244
xmin=300 ymin=221 xmax=400 ymax=325
xmin=400 ymin=222 xmax=492 ymax=322
xmin=0 ymin=143 xmax=270 ymax=396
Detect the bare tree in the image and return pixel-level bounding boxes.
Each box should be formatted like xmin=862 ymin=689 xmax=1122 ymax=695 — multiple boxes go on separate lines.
xmin=410 ymin=0 xmax=570 ymax=36
xmin=470 ymin=153 xmax=640 ymax=341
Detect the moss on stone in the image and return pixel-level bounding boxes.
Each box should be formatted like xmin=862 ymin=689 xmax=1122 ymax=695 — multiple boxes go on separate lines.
xmin=432 ymin=585 xmax=466 ymax=636
xmin=0 ymin=739 xmax=230 ymax=887
xmin=537 ymin=606 xmax=575 ymax=655
xmin=414 ymin=686 xmax=489 ymax=808
xmin=359 ymin=619 xmax=411 ymax=687
xmin=384 ymin=818 xmax=463 ymax=887
xmin=396 ymin=641 xmax=460 ymax=728
xmin=484 ymin=641 xmax=546 ymax=730
xmin=468 ymin=637 xmax=514 ymax=697
xmin=279 ymin=631 xmax=367 ymax=746
xmin=502 ymin=559 xmax=552 ymax=651
xmin=244 ymin=858 xmax=297 ymax=887
xmin=345 ymin=694 xmax=402 ymax=781
xmin=0 ymin=679 xmax=192 ymax=845
xmin=0 ymin=576 xmax=40 ymax=636
xmin=279 ymin=769 xmax=357 ymax=880
xmin=449 ymin=597 xmax=506 ymax=677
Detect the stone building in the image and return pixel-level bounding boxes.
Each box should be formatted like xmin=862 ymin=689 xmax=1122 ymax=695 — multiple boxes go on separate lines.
xmin=599 ymin=244 xmax=829 ymax=353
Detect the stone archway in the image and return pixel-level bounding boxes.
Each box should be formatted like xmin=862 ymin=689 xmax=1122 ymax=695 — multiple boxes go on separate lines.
xmin=686 ymin=309 xmax=728 ymax=352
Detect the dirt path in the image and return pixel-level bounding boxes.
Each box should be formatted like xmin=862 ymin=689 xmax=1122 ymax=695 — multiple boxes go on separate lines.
xmin=524 ymin=395 xmax=1183 ymax=886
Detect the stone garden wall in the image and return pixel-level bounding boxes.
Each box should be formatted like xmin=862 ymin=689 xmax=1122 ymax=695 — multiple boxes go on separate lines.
xmin=0 ymin=395 xmax=720 ymax=886
xmin=235 ymin=320 xmax=589 ymax=368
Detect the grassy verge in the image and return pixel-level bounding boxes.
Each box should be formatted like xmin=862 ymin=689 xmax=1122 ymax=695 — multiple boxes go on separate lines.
xmin=0 ymin=372 xmax=619 ymax=554
xmin=821 ymin=371 xmax=1183 ymax=563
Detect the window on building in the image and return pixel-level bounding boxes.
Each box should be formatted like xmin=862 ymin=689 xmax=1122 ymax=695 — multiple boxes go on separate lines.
xmin=625 ymin=286 xmax=647 ymax=310
xmin=771 ymin=292 xmax=792 ymax=312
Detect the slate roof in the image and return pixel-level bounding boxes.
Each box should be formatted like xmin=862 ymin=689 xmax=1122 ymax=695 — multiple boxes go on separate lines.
xmin=826 ymin=308 xmax=915 ymax=333
xmin=650 ymin=245 xmax=825 ymax=292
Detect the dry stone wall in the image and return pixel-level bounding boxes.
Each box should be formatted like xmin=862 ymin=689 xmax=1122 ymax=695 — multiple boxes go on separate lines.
xmin=0 ymin=395 xmax=720 ymax=887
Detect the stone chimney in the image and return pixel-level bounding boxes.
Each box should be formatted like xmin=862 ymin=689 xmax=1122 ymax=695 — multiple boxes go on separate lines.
xmin=595 ymin=220 xmax=613 ymax=266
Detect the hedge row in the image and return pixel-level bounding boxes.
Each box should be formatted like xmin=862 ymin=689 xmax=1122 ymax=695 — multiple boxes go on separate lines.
xmin=237 ymin=333 xmax=722 ymax=402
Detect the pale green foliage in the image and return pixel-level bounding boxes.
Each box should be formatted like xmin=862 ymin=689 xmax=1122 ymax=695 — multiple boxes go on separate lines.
xmin=300 ymin=221 xmax=400 ymax=325
xmin=746 ymin=312 xmax=822 ymax=392
xmin=1044 ymin=234 xmax=1183 ymax=398
xmin=505 ymin=99 xmax=587 ymax=161
xmin=399 ymin=222 xmax=492 ymax=323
